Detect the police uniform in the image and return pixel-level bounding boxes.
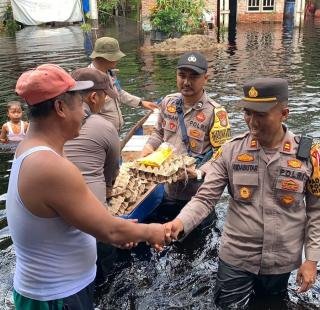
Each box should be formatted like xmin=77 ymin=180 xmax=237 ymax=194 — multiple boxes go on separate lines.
xmin=147 ymin=91 xmax=230 ymax=201
xmin=175 ymin=78 xmax=320 ymax=307
xmin=178 ymin=129 xmax=320 ymax=273
xmin=146 ymin=51 xmax=231 ymax=223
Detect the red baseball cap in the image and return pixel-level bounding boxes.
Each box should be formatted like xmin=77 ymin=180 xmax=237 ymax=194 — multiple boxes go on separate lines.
xmin=15 ymin=64 xmax=94 ymax=105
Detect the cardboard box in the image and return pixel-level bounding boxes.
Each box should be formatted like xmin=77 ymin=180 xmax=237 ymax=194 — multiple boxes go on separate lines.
xmin=143 ymin=108 xmax=160 ymax=135
xmin=121 ymin=135 xmax=150 ymax=162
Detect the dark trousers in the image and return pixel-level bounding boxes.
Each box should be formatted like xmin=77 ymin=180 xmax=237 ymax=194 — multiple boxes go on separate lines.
xmin=214 ymin=259 xmax=290 ymax=310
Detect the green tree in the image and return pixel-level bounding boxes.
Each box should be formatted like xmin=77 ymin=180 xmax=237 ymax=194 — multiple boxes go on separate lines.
xmin=150 ymin=0 xmax=205 ymax=36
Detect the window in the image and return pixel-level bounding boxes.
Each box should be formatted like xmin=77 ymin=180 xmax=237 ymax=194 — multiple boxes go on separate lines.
xmin=248 ymin=0 xmax=275 ymax=12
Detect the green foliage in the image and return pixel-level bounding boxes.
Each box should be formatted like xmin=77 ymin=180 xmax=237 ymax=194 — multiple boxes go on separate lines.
xmin=150 ymin=0 xmax=205 ymax=36
xmin=98 ymin=0 xmax=119 ymax=23
xmin=2 ymin=4 xmax=21 ymax=34
xmin=80 ymin=22 xmax=92 ymax=32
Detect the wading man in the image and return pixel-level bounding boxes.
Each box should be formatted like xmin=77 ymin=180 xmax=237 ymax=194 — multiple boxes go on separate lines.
xmin=89 ymin=36 xmax=158 ymax=133
xmin=64 ymin=67 xmax=119 ymax=203
xmin=164 ymin=78 xmax=320 ymax=309
xmin=141 ymin=51 xmax=231 ymax=223
xmin=7 ymin=64 xmax=166 ymax=310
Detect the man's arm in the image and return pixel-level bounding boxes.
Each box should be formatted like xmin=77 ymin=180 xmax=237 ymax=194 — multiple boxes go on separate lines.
xmin=118 ymin=88 xmax=141 ymax=108
xmin=297 ymin=146 xmax=320 ymax=292
xmin=0 ymin=123 xmax=8 ymax=143
xmin=118 ymin=89 xmax=158 ymax=110
xmin=166 ymin=152 xmax=228 ymax=237
xmin=18 ymin=151 xmax=165 ymax=248
xmin=140 ymin=100 xmax=158 ymax=111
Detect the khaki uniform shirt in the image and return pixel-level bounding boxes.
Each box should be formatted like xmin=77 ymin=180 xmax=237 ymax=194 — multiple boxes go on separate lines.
xmin=177 ymin=128 xmax=320 ymax=274
xmin=64 ymin=103 xmax=120 ymax=203
xmin=89 ymin=63 xmax=141 ymax=132
xmin=147 ymin=91 xmax=228 ymax=201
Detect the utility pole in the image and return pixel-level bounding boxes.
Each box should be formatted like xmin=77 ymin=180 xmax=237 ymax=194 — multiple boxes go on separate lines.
xmin=89 ymin=0 xmax=99 ymax=28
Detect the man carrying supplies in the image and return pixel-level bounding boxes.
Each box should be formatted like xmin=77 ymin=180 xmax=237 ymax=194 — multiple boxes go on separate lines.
xmin=141 ymin=51 xmax=231 ymax=223
xmin=164 ymin=77 xmax=320 ymax=309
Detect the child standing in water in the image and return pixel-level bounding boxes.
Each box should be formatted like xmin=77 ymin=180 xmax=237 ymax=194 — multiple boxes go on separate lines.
xmin=0 ymin=101 xmax=28 ymax=143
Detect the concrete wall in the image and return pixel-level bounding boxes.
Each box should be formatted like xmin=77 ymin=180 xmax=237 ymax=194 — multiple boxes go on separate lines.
xmin=0 ymin=0 xmax=10 ymax=22
xmin=237 ymin=0 xmax=285 ymax=23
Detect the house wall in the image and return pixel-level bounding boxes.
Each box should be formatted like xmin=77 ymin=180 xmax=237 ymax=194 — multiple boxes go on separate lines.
xmin=0 ymin=0 xmax=9 ymax=22
xmin=237 ymin=0 xmax=285 ymax=23
xmin=142 ymin=0 xmax=290 ymax=24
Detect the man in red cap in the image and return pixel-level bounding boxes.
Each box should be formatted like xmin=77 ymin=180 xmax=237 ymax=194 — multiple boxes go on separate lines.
xmin=164 ymin=77 xmax=320 ymax=308
xmin=7 ymin=64 xmax=166 ymax=309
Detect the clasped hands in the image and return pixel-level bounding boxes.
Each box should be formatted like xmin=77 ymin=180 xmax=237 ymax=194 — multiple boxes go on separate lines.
xmin=112 ymin=219 xmax=184 ymax=252
xmin=147 ymin=219 xmax=185 ymax=251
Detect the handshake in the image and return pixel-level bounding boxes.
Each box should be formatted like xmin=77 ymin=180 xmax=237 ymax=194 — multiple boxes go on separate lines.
xmin=114 ymin=218 xmax=185 ymax=251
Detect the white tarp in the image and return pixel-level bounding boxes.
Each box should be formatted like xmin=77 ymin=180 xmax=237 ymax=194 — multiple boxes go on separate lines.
xmin=11 ymin=0 xmax=83 ymax=25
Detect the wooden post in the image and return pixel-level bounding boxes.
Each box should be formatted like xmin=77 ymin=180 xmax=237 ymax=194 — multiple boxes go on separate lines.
xmin=220 ymin=0 xmax=230 ymax=28
xmin=294 ymin=0 xmax=306 ymax=27
xmin=89 ymin=0 xmax=99 ymax=28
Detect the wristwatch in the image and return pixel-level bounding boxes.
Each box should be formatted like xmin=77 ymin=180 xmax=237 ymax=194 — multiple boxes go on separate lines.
xmin=196 ymin=169 xmax=204 ymax=181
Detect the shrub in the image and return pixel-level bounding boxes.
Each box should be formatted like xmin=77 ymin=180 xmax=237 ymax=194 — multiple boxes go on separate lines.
xmin=150 ymin=0 xmax=205 ymax=37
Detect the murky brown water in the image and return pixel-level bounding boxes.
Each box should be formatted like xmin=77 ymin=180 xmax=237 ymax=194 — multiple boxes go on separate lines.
xmin=0 ymin=17 xmax=320 ymax=309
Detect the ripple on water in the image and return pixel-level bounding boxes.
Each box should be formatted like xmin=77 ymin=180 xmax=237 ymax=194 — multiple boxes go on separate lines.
xmin=0 ymin=20 xmax=320 ymax=309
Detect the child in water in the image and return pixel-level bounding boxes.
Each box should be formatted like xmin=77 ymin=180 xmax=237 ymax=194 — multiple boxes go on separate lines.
xmin=0 ymin=101 xmax=29 ymax=143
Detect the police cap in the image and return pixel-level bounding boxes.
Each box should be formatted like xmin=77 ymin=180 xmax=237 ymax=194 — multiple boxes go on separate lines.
xmin=236 ymin=77 xmax=288 ymax=112
xmin=177 ymin=51 xmax=208 ymax=74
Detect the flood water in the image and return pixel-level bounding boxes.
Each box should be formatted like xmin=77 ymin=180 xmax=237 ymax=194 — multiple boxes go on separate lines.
xmin=1 ymin=16 xmax=320 ymax=309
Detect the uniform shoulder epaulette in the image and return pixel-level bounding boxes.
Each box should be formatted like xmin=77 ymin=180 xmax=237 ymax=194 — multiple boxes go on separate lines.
xmin=207 ymin=98 xmax=221 ymax=109
xmin=165 ymin=93 xmax=180 ymax=99
xmin=226 ymin=132 xmax=249 ymax=144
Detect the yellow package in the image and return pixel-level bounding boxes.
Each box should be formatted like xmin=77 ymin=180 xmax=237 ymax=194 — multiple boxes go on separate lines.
xmin=137 ymin=143 xmax=173 ymax=167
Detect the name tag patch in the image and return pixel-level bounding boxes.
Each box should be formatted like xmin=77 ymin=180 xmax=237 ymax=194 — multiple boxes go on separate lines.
xmin=279 ymin=168 xmax=305 ymax=181
xmin=233 ymin=164 xmax=258 ymax=172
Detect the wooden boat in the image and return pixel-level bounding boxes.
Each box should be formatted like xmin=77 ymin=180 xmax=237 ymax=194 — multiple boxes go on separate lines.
xmin=117 ymin=109 xmax=165 ymax=222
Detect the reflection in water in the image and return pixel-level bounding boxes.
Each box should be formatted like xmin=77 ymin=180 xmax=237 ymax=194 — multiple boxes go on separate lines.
xmin=0 ymin=19 xmax=320 ymax=309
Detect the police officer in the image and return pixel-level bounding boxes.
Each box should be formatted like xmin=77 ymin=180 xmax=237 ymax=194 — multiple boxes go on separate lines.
xmin=142 ymin=51 xmax=231 ymax=222
xmin=89 ymin=37 xmax=158 ymax=133
xmin=164 ymin=77 xmax=320 ymax=308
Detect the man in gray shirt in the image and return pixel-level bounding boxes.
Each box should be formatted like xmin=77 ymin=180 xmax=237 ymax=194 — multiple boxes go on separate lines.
xmin=64 ymin=67 xmax=120 ymax=203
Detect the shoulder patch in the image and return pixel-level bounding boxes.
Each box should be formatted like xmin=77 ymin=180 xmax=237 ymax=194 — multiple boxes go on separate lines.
xmin=209 ymin=106 xmax=231 ymax=148
xmin=213 ymin=147 xmax=223 ymax=161
xmin=307 ymin=143 xmax=320 ymax=197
